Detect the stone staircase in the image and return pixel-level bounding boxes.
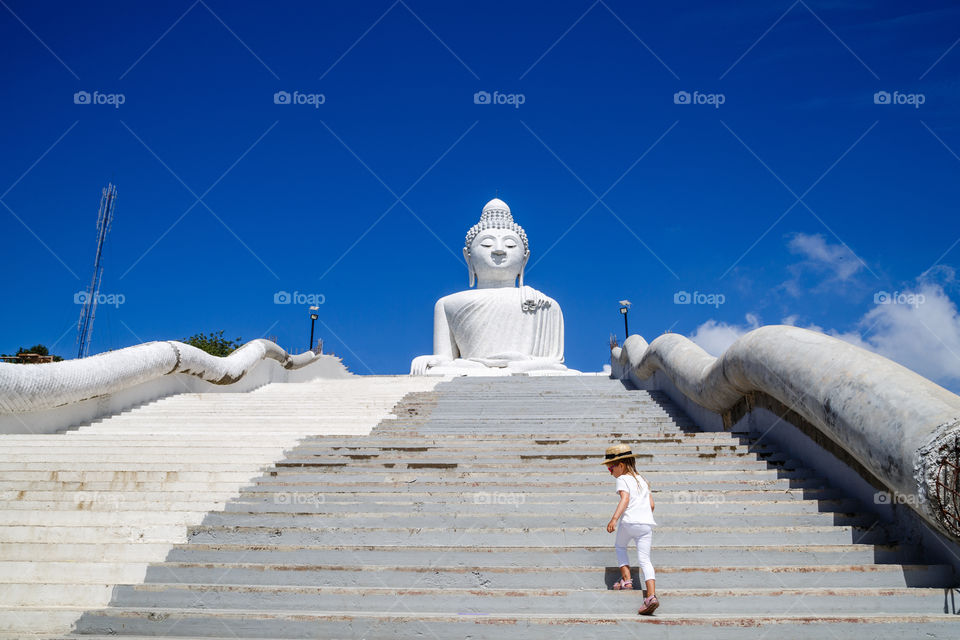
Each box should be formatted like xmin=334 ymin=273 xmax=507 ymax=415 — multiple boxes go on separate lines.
xmin=0 ymin=376 xmax=442 ymax=637
xmin=3 ymin=376 xmax=958 ymax=637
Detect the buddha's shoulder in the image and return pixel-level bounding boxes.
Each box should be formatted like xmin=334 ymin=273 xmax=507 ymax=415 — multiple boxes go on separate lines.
xmin=436 ymin=289 xmax=490 ymax=307
xmin=530 ymin=288 xmax=559 ymax=305
xmin=437 ymin=288 xmax=557 ymax=306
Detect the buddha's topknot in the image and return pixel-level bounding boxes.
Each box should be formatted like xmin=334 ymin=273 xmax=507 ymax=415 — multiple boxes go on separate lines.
xmin=464 ymin=198 xmax=528 ymax=253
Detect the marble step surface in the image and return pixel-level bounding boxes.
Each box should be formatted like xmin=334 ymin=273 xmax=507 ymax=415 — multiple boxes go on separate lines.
xmin=1 ymin=375 xmax=955 ymax=638
xmin=0 ymin=375 xmax=445 ymax=638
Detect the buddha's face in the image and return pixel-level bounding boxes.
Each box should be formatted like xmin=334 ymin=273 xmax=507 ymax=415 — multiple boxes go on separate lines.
xmin=464 ymin=228 xmax=528 ymax=286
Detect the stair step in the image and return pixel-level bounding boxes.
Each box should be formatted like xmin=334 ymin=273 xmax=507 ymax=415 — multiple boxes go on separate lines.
xmin=85 ymin=585 xmax=952 ymax=614
xmin=0 ymin=582 xmax=115 ymax=607
xmin=64 ymin=611 xmax=960 ymax=640
xmin=193 ymin=511 xmax=877 ymax=528
xmin=180 ymin=524 xmax=890 ymax=546
xmin=224 ymin=497 xmax=864 ymax=514
xmin=164 ymin=543 xmax=926 ymax=565
xmin=141 ymin=563 xmax=955 ymax=589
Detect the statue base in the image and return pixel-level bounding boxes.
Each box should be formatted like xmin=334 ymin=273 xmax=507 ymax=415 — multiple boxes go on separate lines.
xmin=419 ymin=358 xmax=581 ymax=377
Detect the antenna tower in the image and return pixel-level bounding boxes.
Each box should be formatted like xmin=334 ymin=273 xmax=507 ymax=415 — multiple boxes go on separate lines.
xmin=76 ymin=183 xmax=117 ymax=358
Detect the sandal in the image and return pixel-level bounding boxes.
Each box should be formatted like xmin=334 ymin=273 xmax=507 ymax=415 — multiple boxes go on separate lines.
xmin=638 ymin=594 xmax=659 ymax=615
xmin=612 ymin=578 xmax=633 ymax=590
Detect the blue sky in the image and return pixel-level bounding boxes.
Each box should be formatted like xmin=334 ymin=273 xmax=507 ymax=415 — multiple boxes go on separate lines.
xmin=2 ymin=0 xmax=960 ymax=389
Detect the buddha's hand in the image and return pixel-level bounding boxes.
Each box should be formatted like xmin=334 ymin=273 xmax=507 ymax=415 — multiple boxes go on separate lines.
xmin=410 ymin=355 xmax=444 ymax=375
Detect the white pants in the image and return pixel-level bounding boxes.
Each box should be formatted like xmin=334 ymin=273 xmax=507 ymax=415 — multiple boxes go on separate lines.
xmin=615 ymin=521 xmax=655 ymax=581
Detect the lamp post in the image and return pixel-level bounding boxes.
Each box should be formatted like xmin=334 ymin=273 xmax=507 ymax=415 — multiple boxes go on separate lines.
xmin=309 ymin=306 xmax=319 ymax=352
xmin=619 ymin=300 xmax=632 ymax=341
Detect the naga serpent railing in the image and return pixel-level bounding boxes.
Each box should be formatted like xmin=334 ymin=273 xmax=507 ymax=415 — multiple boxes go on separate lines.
xmin=612 ymin=325 xmax=960 ymax=543
xmin=0 ymin=339 xmax=320 ymax=414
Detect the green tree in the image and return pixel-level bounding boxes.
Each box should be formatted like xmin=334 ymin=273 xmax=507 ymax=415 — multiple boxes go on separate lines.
xmin=182 ymin=331 xmax=242 ymax=357
xmin=19 ymin=344 xmax=50 ymax=357
xmin=0 ymin=344 xmax=63 ymax=363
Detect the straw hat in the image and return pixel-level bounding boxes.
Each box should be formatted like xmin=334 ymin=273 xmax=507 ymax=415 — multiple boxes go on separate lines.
xmin=600 ymin=443 xmax=639 ymax=465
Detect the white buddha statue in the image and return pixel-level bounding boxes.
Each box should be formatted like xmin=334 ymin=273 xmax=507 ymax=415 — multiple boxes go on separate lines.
xmin=410 ymin=198 xmax=572 ymax=376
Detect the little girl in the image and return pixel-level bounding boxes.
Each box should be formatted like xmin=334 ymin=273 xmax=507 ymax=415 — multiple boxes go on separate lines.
xmin=602 ymin=443 xmax=659 ymax=615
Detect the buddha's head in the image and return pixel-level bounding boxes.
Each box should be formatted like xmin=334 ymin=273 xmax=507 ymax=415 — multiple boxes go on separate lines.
xmin=463 ymin=198 xmax=529 ymax=288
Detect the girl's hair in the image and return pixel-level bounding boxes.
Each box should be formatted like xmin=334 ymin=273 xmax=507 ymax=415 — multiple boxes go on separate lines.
xmin=619 ymin=457 xmax=650 ymax=489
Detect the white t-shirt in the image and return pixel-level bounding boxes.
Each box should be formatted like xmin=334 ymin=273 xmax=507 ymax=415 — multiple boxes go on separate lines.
xmin=615 ymin=473 xmax=656 ymax=526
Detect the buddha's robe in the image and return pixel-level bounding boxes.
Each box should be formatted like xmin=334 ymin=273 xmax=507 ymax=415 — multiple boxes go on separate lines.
xmin=425 ymin=287 xmax=569 ymax=374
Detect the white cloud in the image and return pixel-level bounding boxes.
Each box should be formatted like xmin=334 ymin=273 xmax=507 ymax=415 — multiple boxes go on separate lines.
xmin=688 ymin=313 xmax=760 ymax=356
xmin=781 ymin=232 xmax=865 ymax=296
xmin=781 ymin=314 xmax=825 ymax=333
xmin=787 ymin=232 xmax=863 ymax=281
xmin=829 ymin=282 xmax=960 ymax=389
xmin=688 ymin=276 xmax=960 ymax=393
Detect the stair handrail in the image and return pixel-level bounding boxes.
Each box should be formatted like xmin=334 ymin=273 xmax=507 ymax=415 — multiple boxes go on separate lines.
xmin=0 ymin=339 xmax=319 ymax=414
xmin=611 ymin=325 xmax=960 ymax=542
